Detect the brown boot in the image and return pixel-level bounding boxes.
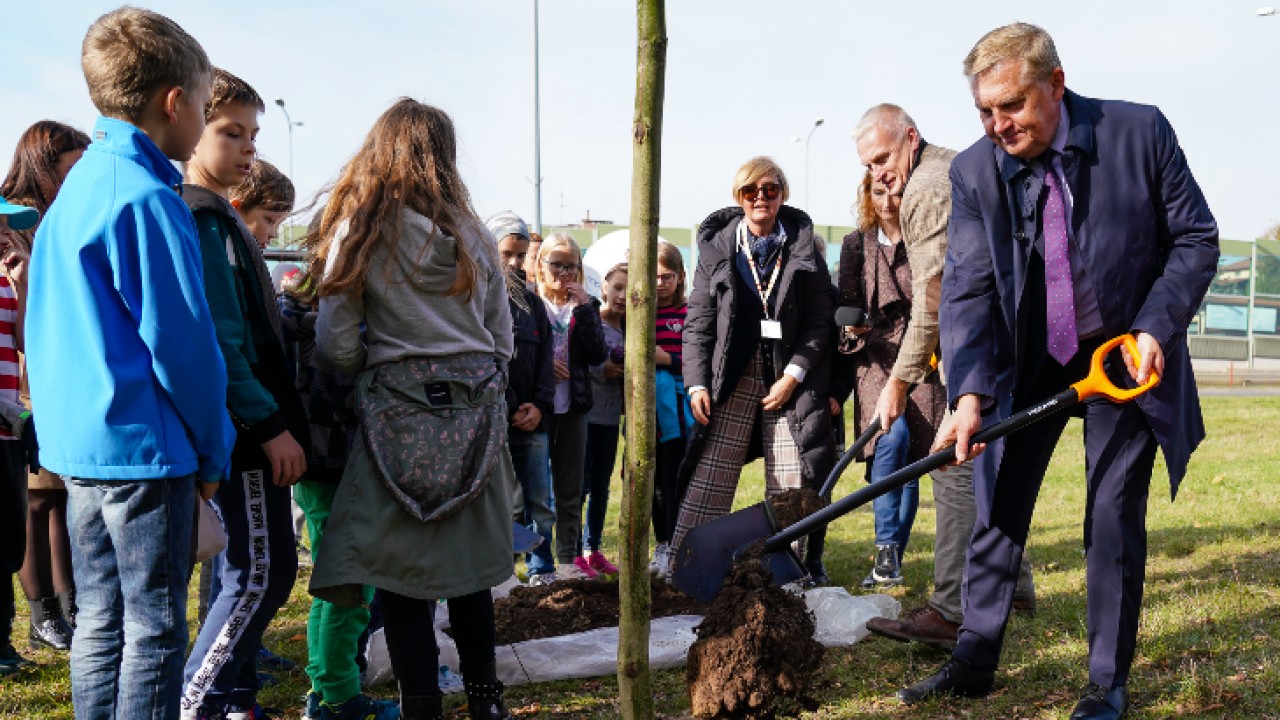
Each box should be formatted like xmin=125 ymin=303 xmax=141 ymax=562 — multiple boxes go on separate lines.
xmin=866 ymin=605 xmax=959 ymax=650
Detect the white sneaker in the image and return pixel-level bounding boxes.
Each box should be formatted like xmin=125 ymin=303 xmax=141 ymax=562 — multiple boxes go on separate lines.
xmin=528 ymin=571 xmax=558 ymax=587
xmin=649 ymin=543 xmax=672 ymax=579
xmin=558 ymin=562 xmax=591 ymax=580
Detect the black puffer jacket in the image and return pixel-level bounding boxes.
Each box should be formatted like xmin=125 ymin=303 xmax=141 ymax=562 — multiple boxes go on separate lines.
xmin=505 ymin=286 xmax=556 ymax=431
xmin=680 ymin=205 xmax=836 ymax=486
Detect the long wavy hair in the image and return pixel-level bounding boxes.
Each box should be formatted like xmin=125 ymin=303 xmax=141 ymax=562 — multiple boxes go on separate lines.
xmin=307 ymin=99 xmax=481 ymax=300
xmin=854 ymin=169 xmax=878 ymax=234
xmin=0 ymin=120 xmax=91 ymax=215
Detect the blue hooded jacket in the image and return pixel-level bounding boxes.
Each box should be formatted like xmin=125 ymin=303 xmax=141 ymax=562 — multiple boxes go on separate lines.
xmin=26 ymin=117 xmax=235 ymax=481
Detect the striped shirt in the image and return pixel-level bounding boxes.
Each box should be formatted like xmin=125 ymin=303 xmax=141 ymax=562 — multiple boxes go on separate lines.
xmin=656 ymin=303 xmax=686 ymax=376
xmin=656 ymin=303 xmax=686 ymax=359
xmin=0 ymin=276 xmax=20 ymax=439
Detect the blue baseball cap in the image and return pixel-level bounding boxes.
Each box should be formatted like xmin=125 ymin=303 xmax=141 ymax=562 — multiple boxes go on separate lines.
xmin=0 ymin=197 xmax=38 ymax=231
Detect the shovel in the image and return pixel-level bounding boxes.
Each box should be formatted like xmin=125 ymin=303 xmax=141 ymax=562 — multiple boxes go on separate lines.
xmin=512 ymin=522 xmax=544 ymax=554
xmin=671 ymin=334 xmax=1158 ymax=603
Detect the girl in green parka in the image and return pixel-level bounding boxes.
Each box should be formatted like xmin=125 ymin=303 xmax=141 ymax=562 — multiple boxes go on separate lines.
xmin=309 ymin=99 xmax=516 ymax=720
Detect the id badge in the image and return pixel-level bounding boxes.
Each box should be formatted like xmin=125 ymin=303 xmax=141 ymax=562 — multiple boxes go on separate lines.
xmin=760 ymin=320 xmax=782 ymax=339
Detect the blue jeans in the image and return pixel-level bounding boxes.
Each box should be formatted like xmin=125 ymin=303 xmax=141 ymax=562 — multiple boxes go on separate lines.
xmin=65 ymin=475 xmax=195 ymax=720
xmin=509 ymin=428 xmax=554 ymax=575
xmin=870 ymin=416 xmax=919 ymax=551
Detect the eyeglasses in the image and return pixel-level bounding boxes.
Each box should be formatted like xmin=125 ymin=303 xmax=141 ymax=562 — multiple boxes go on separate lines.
xmin=542 ymin=260 xmax=580 ymax=276
xmin=740 ymin=183 xmax=782 ymax=202
xmin=656 ymin=272 xmax=678 ymax=284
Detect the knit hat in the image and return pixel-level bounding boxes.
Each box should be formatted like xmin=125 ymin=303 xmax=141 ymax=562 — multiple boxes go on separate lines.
xmin=484 ymin=211 xmax=529 ymax=243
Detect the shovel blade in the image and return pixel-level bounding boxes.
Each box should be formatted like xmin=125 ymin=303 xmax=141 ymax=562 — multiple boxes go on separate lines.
xmin=671 ymin=503 xmax=808 ymax=603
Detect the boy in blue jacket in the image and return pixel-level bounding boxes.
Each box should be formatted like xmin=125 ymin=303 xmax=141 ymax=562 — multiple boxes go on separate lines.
xmin=25 ymin=8 xmax=235 ymax=719
xmin=177 ymin=68 xmax=323 ymax=720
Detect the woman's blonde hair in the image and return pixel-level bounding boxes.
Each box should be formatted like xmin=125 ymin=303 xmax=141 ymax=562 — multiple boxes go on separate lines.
xmin=656 ymin=241 xmax=687 ymax=307
xmin=308 ymin=99 xmax=482 ymax=300
xmin=731 ymin=156 xmax=789 ymax=204
xmin=535 ymin=232 xmax=585 ymax=292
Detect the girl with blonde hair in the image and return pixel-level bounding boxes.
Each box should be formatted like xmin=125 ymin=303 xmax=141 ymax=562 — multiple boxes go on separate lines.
xmin=532 ymin=233 xmax=606 ymax=582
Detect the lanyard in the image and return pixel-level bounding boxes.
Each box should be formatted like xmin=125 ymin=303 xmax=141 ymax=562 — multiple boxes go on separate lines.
xmin=737 ymin=219 xmax=787 ymax=320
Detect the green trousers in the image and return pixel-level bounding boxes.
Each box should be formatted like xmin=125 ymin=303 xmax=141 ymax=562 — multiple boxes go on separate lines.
xmin=294 ymin=479 xmax=374 ymax=704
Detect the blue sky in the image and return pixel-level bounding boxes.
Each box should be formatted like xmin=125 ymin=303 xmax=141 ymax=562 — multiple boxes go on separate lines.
xmin=3 ymin=1 xmax=1277 ymax=240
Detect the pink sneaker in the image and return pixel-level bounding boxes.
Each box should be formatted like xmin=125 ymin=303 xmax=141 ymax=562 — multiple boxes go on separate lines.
xmin=587 ymin=551 xmax=619 ymax=575
xmin=570 ymin=556 xmax=600 ymax=579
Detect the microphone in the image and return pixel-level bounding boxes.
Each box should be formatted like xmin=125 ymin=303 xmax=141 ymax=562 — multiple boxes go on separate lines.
xmin=835 ymin=306 xmax=867 ymax=328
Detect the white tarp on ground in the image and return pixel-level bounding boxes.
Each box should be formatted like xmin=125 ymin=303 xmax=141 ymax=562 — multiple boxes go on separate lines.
xmin=363 ymin=585 xmax=899 ymax=690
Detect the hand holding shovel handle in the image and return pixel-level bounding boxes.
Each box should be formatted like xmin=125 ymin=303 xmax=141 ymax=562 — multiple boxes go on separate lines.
xmin=762 ymin=335 xmax=1158 ymax=553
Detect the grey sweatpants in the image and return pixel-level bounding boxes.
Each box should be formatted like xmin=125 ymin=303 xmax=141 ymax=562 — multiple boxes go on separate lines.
xmin=928 ymin=460 xmax=1034 ymax=623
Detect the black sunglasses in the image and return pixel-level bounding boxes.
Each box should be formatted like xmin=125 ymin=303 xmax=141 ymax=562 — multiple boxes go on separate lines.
xmin=740 ymin=182 xmax=782 ymax=202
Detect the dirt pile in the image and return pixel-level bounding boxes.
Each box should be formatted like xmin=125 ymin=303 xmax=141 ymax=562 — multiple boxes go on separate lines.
xmin=767 ymin=487 xmax=826 ymax=528
xmin=685 ymin=489 xmax=827 ymax=718
xmin=492 ymin=575 xmax=707 ymax=645
xmin=685 ymin=559 xmax=824 ymax=718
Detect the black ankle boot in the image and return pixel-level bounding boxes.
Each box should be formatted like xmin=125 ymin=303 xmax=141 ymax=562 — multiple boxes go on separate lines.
xmin=463 ymin=663 xmax=512 ymax=720
xmin=58 ymin=590 xmax=77 ymax=630
xmin=29 ymin=596 xmax=73 ymax=651
xmin=400 ymin=693 xmax=444 ymax=720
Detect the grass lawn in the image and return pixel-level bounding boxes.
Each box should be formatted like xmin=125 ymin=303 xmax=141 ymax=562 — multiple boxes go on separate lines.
xmin=4 ymin=396 xmax=1279 ymax=719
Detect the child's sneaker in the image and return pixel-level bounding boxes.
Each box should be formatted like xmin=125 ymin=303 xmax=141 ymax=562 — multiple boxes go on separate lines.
xmin=648 ymin=543 xmax=672 ymax=578
xmin=527 ymin=571 xmax=558 ymax=587
xmin=302 ymin=692 xmax=322 ymax=720
xmin=560 ymin=559 xmax=596 ymax=580
xmin=256 ymin=643 xmax=297 ymax=672
xmin=586 ymin=551 xmax=619 ymax=575
xmin=571 ymin=556 xmax=600 ymax=579
xmin=318 ymin=694 xmax=400 ymax=720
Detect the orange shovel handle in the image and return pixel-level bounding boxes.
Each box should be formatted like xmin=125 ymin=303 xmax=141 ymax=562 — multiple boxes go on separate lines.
xmin=1070 ymin=334 xmax=1159 ymax=402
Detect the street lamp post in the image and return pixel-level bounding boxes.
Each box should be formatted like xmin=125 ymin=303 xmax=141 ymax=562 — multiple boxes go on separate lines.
xmin=798 ymin=117 xmax=825 ymax=210
xmin=273 ymin=98 xmax=304 ymax=246
xmin=273 ymin=98 xmax=301 ymax=181
xmin=532 ymin=0 xmax=543 ymax=235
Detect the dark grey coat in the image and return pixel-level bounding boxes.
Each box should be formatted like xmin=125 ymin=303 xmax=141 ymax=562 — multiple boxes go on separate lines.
xmin=679 ymin=205 xmax=837 ymax=488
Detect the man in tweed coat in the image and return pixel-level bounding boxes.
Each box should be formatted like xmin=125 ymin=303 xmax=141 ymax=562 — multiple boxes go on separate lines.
xmin=852 ymin=104 xmax=1033 ymax=649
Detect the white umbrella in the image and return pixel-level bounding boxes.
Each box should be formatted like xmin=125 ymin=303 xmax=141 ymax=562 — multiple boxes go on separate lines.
xmin=581 ymin=229 xmax=668 ymax=298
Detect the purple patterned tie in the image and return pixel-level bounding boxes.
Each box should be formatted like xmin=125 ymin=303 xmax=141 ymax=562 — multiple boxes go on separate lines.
xmin=1042 ymin=166 xmax=1078 ymax=365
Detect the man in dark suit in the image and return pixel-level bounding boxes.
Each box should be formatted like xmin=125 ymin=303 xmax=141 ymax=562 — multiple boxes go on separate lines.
xmin=897 ymin=23 xmax=1219 ymax=720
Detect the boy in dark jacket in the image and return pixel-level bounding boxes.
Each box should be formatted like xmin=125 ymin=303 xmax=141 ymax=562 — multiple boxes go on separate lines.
xmin=179 ymin=68 xmax=312 ymax=720
xmin=485 ymin=212 xmax=558 ymax=582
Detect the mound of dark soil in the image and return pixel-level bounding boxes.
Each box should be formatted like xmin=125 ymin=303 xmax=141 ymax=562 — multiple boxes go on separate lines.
xmin=685 ymin=559 xmax=824 ymax=719
xmin=768 ymin=487 xmax=826 ymax=529
xmin=492 ymin=575 xmax=707 ymax=645
xmin=684 ymin=487 xmax=828 ymax=719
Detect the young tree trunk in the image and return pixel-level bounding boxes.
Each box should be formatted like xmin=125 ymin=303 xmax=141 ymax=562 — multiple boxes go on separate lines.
xmin=617 ymin=1 xmax=666 ymax=718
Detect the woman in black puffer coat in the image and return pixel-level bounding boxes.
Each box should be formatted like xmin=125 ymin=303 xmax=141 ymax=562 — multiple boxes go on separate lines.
xmin=669 ymin=156 xmax=836 ymax=580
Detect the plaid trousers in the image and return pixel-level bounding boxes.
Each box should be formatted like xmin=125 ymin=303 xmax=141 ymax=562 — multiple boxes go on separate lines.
xmin=670 ymin=349 xmax=804 ymax=553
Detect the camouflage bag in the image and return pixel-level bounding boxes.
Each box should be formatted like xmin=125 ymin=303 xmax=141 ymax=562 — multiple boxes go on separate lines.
xmin=357 ymin=353 xmax=508 ymax=523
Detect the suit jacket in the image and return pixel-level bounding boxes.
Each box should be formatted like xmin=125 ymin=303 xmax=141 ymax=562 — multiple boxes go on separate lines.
xmin=940 ymin=89 xmax=1219 ymax=525
xmin=895 ymin=142 xmax=957 ymax=385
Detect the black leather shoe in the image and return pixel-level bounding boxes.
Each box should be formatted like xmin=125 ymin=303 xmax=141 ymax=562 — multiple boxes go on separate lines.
xmin=29 ymin=596 xmax=73 ymax=651
xmin=1070 ymin=683 xmax=1128 ymax=719
xmin=897 ymin=658 xmax=995 ymax=705
xmin=803 ymin=561 xmax=829 ymax=588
